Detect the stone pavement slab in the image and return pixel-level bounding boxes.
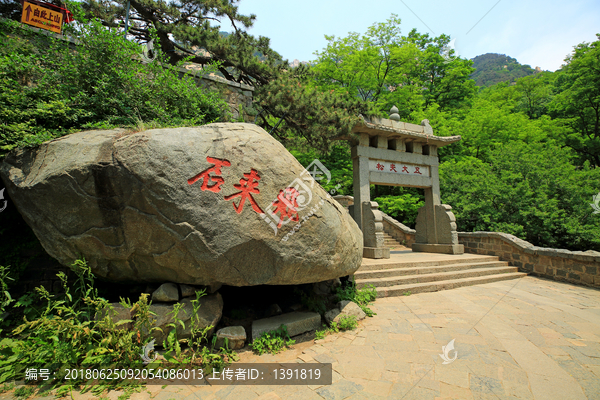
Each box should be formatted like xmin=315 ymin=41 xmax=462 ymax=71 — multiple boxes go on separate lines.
xmin=14 ymin=276 xmax=600 ymax=400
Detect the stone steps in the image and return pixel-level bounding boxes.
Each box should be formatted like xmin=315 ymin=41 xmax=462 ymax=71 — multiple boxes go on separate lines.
xmin=355 ymin=260 xmax=510 ymax=280
xmin=371 ymin=272 xmax=526 ymax=297
xmin=355 ymin=254 xmax=527 ymax=297
xmin=383 ymin=233 xmax=403 ymax=248
xmin=357 ymin=266 xmax=519 ymax=287
xmin=359 ymin=255 xmax=503 ymax=271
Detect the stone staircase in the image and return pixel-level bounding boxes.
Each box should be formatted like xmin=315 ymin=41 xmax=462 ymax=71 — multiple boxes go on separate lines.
xmin=383 ymin=233 xmax=408 ymax=249
xmin=355 ymin=253 xmax=527 ymax=297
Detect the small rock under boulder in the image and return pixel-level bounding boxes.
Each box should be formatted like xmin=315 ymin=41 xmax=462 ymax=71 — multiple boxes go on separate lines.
xmin=214 ymin=326 xmax=246 ymax=350
xmin=266 ymin=303 xmax=282 ymax=317
xmin=252 ymin=311 xmax=321 ymax=340
xmin=324 ymin=301 xmax=366 ymax=325
xmin=152 ymin=283 xmax=179 ymax=302
xmin=179 ymin=284 xmax=197 ymax=298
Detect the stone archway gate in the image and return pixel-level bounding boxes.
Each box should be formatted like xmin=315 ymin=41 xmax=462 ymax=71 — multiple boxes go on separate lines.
xmin=347 ymin=107 xmax=464 ymax=259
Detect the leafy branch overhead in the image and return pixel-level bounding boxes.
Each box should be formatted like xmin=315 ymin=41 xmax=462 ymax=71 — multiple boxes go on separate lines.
xmin=81 ymin=0 xmax=279 ymax=85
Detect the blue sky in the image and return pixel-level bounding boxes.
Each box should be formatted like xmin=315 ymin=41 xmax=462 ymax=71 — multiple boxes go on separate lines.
xmin=233 ymin=0 xmax=600 ymax=71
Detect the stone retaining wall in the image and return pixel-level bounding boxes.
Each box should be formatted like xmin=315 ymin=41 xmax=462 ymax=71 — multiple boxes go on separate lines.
xmin=177 ymin=69 xmax=255 ymax=122
xmin=458 ymin=232 xmax=600 ymax=288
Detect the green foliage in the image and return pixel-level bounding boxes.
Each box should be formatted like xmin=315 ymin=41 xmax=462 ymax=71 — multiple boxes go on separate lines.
xmin=290 ymin=144 xmax=354 ymax=195
xmin=250 ymin=325 xmax=295 ymax=355
xmin=374 ymin=194 xmax=424 ymax=227
xmin=255 ymin=65 xmax=377 ymax=151
xmin=13 ymin=385 xmax=35 ymax=399
xmin=312 ymin=15 xmax=476 ymax=117
xmin=0 ymin=382 xmax=14 ymax=394
xmin=0 ymin=18 xmax=227 ymax=155
xmin=440 ymin=142 xmax=600 ymax=251
xmin=314 ymin=316 xmax=357 ymax=341
xmin=550 ymin=34 xmax=600 ymax=167
xmin=335 ymin=282 xmax=377 ymax=317
xmin=80 ymin=0 xmax=280 ymax=85
xmin=314 ymin=327 xmax=327 ymax=340
xmin=317 ymin=315 xmax=359 ymax=340
xmin=0 ymin=266 xmax=13 ymax=318
xmin=336 ymin=315 xmax=358 ymax=331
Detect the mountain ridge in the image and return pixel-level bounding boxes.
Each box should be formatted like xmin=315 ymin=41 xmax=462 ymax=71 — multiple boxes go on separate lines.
xmin=470 ymin=53 xmax=541 ymax=87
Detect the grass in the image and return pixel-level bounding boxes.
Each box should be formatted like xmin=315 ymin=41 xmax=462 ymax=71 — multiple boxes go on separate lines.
xmin=334 ymin=282 xmax=378 ymax=316
xmin=250 ymin=325 xmax=295 ymax=355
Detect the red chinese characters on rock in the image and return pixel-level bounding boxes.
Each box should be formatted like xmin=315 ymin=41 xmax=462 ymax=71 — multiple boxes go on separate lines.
xmin=376 ymin=163 xmax=384 ymax=171
xmin=224 ymin=169 xmax=264 ymax=214
xmin=187 ymin=156 xmax=231 ymax=193
xmin=270 ymin=187 xmax=300 ymax=228
xmin=402 ymin=166 xmax=409 ymax=173
xmin=414 ymin=167 xmax=422 ymax=175
xmin=390 ymin=163 xmax=397 ymax=172
xmin=188 ymin=158 xmax=265 ymax=215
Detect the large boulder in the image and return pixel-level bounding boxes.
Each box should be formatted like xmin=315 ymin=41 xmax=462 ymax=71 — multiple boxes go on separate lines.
xmin=1 ymin=123 xmax=363 ymax=286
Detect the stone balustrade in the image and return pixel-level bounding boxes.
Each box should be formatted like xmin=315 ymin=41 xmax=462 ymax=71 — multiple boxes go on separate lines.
xmin=459 ymin=232 xmax=600 ymax=288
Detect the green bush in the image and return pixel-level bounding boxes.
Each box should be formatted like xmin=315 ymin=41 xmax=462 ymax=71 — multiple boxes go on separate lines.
xmin=374 ymin=193 xmax=424 ymax=228
xmin=336 ymin=315 xmax=358 ymax=331
xmin=0 ymin=18 xmax=228 ymax=156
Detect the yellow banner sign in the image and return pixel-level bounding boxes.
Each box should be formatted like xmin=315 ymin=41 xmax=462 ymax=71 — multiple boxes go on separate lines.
xmin=21 ymin=1 xmax=63 ymax=34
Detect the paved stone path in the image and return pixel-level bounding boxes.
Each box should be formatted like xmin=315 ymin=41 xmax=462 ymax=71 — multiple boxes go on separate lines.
xmin=10 ymin=276 xmax=600 ymax=400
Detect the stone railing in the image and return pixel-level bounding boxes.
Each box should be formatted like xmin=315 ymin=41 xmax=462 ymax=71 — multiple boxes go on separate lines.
xmin=333 ymin=195 xmax=417 ymax=247
xmin=458 ymin=232 xmax=600 ymax=288
xmin=381 ymin=214 xmax=416 ymax=248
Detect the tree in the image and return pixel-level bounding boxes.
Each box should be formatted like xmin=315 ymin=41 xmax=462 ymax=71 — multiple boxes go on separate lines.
xmin=312 ymin=15 xmax=418 ymax=104
xmin=79 ymin=0 xmax=276 ymax=85
xmin=404 ymin=29 xmax=477 ymax=110
xmin=514 ymin=73 xmax=553 ymax=119
xmin=311 ymin=16 xmax=476 ymax=118
xmin=550 ymin=34 xmax=600 ymax=167
xmin=440 ymin=142 xmax=600 ymax=251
